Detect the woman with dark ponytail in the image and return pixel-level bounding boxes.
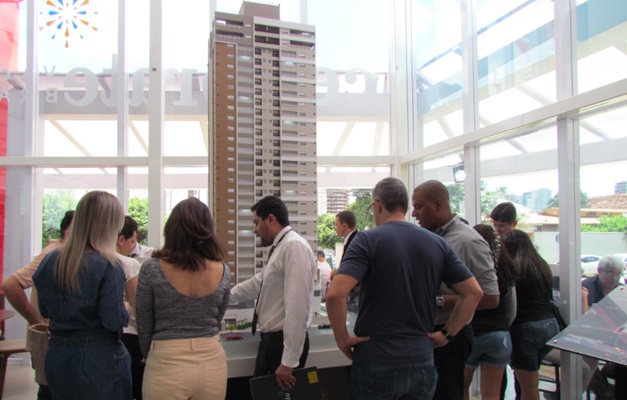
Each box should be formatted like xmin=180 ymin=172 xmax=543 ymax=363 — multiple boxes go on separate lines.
xmin=463 ymin=224 xmax=518 ymax=400
xmin=502 ymin=229 xmax=559 ymax=400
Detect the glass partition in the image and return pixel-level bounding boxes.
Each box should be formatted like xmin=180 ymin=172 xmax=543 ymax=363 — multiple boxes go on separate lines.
xmin=411 ymin=0 xmax=463 ymax=148
xmin=476 ymin=0 xmax=556 ymax=125
xmin=579 ymin=103 xmax=627 ymax=279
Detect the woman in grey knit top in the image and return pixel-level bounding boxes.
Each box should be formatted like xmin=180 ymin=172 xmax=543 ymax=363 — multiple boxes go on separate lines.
xmin=136 ymin=198 xmax=231 ymax=400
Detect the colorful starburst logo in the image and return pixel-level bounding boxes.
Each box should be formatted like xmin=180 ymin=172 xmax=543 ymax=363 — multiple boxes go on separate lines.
xmin=39 ymin=0 xmax=98 ymax=48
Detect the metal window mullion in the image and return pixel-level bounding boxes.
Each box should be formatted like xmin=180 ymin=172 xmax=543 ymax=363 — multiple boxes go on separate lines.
xmin=461 ymin=0 xmax=480 ymax=224
xmin=148 ymin=0 xmax=164 ymax=247
xmin=117 ymin=0 xmax=129 ymax=210
xmin=389 ymin=0 xmax=413 ymax=189
xmin=555 ymin=1 xmax=582 ymax=398
xmin=26 ymin=0 xmax=41 ymax=259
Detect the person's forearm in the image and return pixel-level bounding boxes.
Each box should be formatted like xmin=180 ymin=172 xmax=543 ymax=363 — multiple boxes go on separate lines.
xmin=326 ymin=293 xmax=349 ymax=344
xmin=444 ymin=293 xmax=481 ymax=335
xmin=2 ymin=276 xmax=44 ymax=325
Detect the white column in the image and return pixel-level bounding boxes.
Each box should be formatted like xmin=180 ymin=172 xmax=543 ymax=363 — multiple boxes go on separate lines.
xmin=555 ymin=0 xmax=583 ymax=398
xmin=461 ymin=0 xmax=481 ymax=225
xmin=117 ymin=0 xmax=129 ymax=209
xmin=389 ymin=0 xmax=414 ymax=189
xmin=148 ymin=0 xmax=165 ymax=247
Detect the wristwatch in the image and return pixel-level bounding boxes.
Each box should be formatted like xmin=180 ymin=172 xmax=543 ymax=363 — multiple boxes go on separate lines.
xmin=435 ymin=295 xmax=445 ymax=308
xmin=441 ymin=328 xmax=455 ymax=343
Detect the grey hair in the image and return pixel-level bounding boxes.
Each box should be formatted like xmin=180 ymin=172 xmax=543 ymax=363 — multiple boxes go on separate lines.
xmin=372 ymin=177 xmax=408 ymax=214
xmin=599 ymin=255 xmax=624 ymax=271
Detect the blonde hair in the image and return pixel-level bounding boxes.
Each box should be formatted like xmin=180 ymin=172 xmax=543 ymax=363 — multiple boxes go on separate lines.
xmin=55 ymin=191 xmax=124 ymax=293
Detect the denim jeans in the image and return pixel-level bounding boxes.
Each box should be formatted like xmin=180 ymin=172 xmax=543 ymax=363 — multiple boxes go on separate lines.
xmin=466 ymin=330 xmax=512 ymax=368
xmin=510 ymin=317 xmax=560 ymax=371
xmin=47 ymin=330 xmax=132 ymax=400
xmin=350 ymin=362 xmax=437 ymax=400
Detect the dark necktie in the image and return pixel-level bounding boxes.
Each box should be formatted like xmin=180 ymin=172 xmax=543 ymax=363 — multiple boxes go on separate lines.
xmin=251 ymin=229 xmax=292 ymax=336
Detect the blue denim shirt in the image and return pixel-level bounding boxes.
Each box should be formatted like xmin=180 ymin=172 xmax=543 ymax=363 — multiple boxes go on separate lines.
xmin=33 ymin=249 xmax=129 ymax=336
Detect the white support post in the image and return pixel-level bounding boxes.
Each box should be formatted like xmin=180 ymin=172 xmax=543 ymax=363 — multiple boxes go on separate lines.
xmin=555 ymin=0 xmax=583 ymax=398
xmin=117 ymin=0 xmax=129 ymax=210
xmin=461 ymin=0 xmax=480 ymax=225
xmin=389 ymin=0 xmax=414 ymax=191
xmin=148 ymin=0 xmax=165 ymax=247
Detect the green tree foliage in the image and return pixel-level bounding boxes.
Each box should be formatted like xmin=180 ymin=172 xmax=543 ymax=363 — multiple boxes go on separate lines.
xmin=317 ymin=213 xmax=341 ymax=249
xmin=445 ymin=183 xmax=507 ymax=222
xmin=42 ymin=190 xmax=78 ymax=247
xmin=128 ymin=197 xmax=149 ymax=244
xmin=348 ymin=189 xmax=375 ymax=231
xmin=581 ymin=214 xmax=627 ymax=233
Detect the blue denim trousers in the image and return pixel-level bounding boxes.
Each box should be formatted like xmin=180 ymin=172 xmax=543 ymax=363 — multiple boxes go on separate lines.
xmin=350 ymin=361 xmax=438 ymax=400
xmin=510 ymin=317 xmax=560 ymax=371
xmin=46 ymin=330 xmax=132 ymax=400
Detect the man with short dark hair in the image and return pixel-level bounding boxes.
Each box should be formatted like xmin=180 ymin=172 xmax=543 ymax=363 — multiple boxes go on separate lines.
xmin=412 ymin=180 xmax=499 ymax=400
xmin=1 ymin=210 xmax=74 ymax=400
xmin=490 ymin=202 xmax=518 ymax=236
xmin=327 ymin=177 xmax=483 ymax=399
xmin=117 ymin=215 xmax=139 ymax=257
xmin=230 ymin=196 xmax=316 ymax=391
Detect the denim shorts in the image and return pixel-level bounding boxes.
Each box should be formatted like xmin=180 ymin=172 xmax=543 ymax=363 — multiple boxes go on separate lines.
xmin=465 ymin=330 xmax=512 ymax=368
xmin=510 ymin=317 xmax=560 ymax=371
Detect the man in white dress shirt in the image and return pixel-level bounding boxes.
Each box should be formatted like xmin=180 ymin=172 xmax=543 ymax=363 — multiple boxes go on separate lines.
xmin=230 ymin=196 xmax=316 ymax=391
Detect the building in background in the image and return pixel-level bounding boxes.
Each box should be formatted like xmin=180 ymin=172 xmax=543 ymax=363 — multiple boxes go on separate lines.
xmin=522 ymin=188 xmax=553 ymax=212
xmin=210 ymin=1 xmax=317 ymax=284
xmin=324 ymin=188 xmax=350 ymax=214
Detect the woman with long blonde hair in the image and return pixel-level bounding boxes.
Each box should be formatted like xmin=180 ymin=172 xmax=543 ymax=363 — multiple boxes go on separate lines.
xmin=34 ymin=191 xmax=132 ymax=400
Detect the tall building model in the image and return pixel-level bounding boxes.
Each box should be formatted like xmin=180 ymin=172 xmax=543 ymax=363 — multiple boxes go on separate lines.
xmin=210 ymin=1 xmax=318 ymax=285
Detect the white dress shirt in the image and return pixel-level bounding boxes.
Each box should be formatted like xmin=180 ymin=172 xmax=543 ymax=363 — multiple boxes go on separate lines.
xmin=129 ymin=243 xmax=155 ymax=264
xmin=231 ymin=226 xmax=316 ymax=367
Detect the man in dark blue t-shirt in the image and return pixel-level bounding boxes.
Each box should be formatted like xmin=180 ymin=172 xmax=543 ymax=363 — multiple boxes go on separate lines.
xmin=326 ymin=177 xmax=483 ymax=400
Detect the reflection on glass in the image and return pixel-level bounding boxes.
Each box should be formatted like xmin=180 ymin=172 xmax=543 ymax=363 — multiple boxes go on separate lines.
xmin=480 ymin=127 xmax=559 ymax=264
xmin=476 ymin=0 xmax=556 ymax=125
xmin=577 ymin=0 xmax=627 ymax=94
xmin=413 ymin=0 xmax=463 ymax=149
xmin=579 ymin=103 xmax=627 ymax=280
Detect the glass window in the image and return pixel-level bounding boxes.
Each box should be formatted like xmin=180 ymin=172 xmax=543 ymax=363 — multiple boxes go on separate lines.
xmin=476 ymin=0 xmax=556 ymax=125
xmin=412 ymin=0 xmax=463 ymax=149
xmin=579 ymin=103 xmax=627 ymax=277
xmin=480 ymin=126 xmax=559 ymax=268
xmin=576 ymin=0 xmax=627 ymax=94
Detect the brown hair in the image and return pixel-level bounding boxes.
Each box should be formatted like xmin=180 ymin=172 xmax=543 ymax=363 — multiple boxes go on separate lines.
xmin=153 ymin=197 xmax=224 ymax=271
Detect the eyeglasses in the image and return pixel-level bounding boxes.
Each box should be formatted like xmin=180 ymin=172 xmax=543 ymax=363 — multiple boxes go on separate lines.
xmin=491 ymin=221 xmax=512 ymax=230
xmin=367 ymin=202 xmax=373 ymax=212
xmin=600 ymin=269 xmax=622 ymax=278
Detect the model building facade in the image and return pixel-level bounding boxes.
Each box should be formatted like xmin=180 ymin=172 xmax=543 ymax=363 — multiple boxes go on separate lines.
xmin=210 ymin=1 xmax=317 ymax=284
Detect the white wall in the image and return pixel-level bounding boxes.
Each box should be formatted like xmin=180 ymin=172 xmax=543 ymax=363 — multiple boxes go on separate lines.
xmin=535 ymin=231 xmax=627 ymax=265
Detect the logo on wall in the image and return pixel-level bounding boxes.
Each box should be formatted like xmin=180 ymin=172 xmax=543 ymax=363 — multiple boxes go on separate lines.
xmin=39 ymin=0 xmax=98 ymax=48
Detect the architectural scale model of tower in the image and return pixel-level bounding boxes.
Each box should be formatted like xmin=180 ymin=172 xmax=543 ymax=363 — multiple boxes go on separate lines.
xmin=210 ymin=1 xmax=317 ymax=284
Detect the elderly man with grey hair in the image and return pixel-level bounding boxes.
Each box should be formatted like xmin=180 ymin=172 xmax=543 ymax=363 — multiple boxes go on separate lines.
xmin=583 ymin=255 xmax=625 ymax=307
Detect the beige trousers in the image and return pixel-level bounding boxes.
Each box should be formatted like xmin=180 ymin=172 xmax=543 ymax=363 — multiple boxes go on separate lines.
xmin=143 ymin=335 xmax=227 ymax=400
